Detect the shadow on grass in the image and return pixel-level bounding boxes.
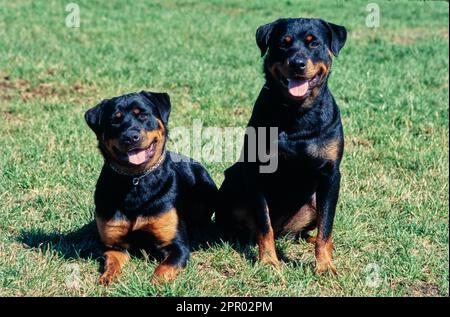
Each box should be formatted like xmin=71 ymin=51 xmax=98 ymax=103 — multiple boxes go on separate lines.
xmin=16 ymin=222 xmax=312 ymax=272
xmin=215 ymin=230 xmax=313 ymax=269
xmin=17 ymin=221 xmax=103 ymax=261
xmin=16 ymin=221 xmax=223 ymax=261
xmin=16 ymin=221 xmax=226 ymax=278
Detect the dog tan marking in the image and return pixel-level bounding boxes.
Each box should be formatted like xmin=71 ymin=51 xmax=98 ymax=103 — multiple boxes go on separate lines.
xmin=114 ymin=111 xmax=122 ymax=119
xmin=284 ymin=35 xmax=293 ymax=44
xmin=269 ymin=59 xmax=331 ymax=107
xmin=279 ymin=196 xmax=317 ymax=236
xmin=97 ymin=208 xmax=177 ymax=249
xmin=307 ymin=138 xmax=340 ymax=161
xmin=257 ymin=229 xmax=280 ymax=267
xmin=315 ymin=233 xmax=336 ymax=274
xmin=306 ymin=35 xmax=314 ymax=42
xmin=143 ymin=119 xmax=166 ymax=169
xmin=299 ymin=60 xmax=330 ymax=107
xmin=305 ymin=60 xmax=329 ymax=81
xmin=132 ymin=107 xmax=141 ymax=115
xmin=97 ymin=209 xmax=179 ymax=285
xmin=99 ymin=249 xmax=130 ymax=286
xmin=96 ymin=212 xmax=131 ymax=249
xmin=152 ymin=263 xmax=181 ymax=284
xmin=304 ymin=234 xmax=317 ymax=244
xmin=303 ymin=89 xmax=321 ymax=108
xmin=103 ymin=118 xmax=166 ymax=175
xmin=256 ymin=205 xmax=280 ymax=267
xmin=136 ymin=208 xmax=178 ymax=247
xmin=271 ymin=60 xmax=329 ymax=84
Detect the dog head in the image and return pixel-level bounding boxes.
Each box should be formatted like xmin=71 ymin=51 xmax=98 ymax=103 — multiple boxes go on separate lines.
xmin=85 ymin=91 xmax=170 ymax=174
xmin=256 ymin=18 xmax=346 ymax=103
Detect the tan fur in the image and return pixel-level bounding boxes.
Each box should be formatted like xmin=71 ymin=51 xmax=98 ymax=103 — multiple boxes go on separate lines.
xmin=268 ymin=59 xmax=330 ymax=107
xmin=307 ymin=138 xmax=340 ymax=161
xmin=302 ymin=60 xmax=329 ymax=108
xmin=284 ymin=35 xmax=293 ymax=44
xmin=233 ymin=203 xmax=280 ymax=266
xmin=97 ymin=207 xmax=178 ymax=249
xmin=271 ymin=60 xmax=329 ymax=83
xmin=96 ymin=214 xmax=131 ymax=249
xmin=137 ymin=208 xmax=178 ymax=247
xmin=96 ymin=208 xmax=179 ymax=285
xmin=315 ymin=234 xmax=336 ymax=274
xmin=257 ymin=205 xmax=280 ymax=267
xmin=305 ymin=60 xmax=329 ymax=81
xmin=152 ymin=263 xmax=180 ymax=283
xmin=142 ymin=119 xmax=165 ymax=170
xmin=99 ymin=250 xmax=130 ymax=286
xmin=279 ymin=202 xmax=317 ymax=235
xmin=257 ymin=229 xmax=280 ymax=267
xmin=103 ymin=118 xmax=166 ymax=175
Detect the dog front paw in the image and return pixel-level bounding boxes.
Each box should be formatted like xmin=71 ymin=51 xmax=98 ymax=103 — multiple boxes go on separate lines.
xmin=315 ymin=258 xmax=337 ymax=275
xmin=259 ymin=253 xmax=282 ymax=268
xmin=99 ymin=272 xmax=115 ymax=286
xmin=152 ymin=264 xmax=180 ymax=284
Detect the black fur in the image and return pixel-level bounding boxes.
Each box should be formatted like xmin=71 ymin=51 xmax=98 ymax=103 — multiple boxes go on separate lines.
xmin=216 ymin=18 xmax=347 ymax=270
xmin=85 ymin=91 xmax=217 ymax=280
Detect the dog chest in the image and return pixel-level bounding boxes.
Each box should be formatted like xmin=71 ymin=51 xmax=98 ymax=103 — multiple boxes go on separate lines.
xmin=96 ymin=208 xmax=179 ymax=248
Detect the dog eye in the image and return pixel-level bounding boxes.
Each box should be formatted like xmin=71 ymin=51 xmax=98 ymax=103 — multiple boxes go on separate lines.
xmin=138 ymin=113 xmax=148 ymax=120
xmin=306 ymin=35 xmax=320 ymax=48
xmin=112 ymin=112 xmax=122 ymax=123
xmin=282 ymin=35 xmax=293 ymax=46
xmin=309 ymin=40 xmax=320 ymax=48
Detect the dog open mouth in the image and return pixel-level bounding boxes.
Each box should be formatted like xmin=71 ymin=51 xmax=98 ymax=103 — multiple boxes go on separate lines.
xmin=127 ymin=140 xmax=157 ymax=166
xmin=281 ymin=73 xmax=321 ymax=98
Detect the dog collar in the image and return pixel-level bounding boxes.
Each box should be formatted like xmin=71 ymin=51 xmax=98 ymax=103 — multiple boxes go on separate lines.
xmin=108 ymin=151 xmax=166 ymax=186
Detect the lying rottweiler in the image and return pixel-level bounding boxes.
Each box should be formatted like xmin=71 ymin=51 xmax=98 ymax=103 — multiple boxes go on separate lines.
xmin=85 ymin=91 xmax=217 ymax=285
xmin=216 ymin=18 xmax=347 ymax=274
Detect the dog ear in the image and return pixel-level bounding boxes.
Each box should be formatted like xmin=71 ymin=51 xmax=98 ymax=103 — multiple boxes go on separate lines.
xmin=319 ymin=20 xmax=347 ymax=57
xmin=140 ymin=91 xmax=171 ymax=126
xmin=256 ymin=20 xmax=280 ymax=57
xmin=85 ymin=99 xmax=107 ymax=136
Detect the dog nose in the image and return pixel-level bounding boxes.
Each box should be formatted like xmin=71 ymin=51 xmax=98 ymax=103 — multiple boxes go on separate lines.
xmin=123 ymin=131 xmax=141 ymax=145
xmin=290 ymin=57 xmax=307 ymax=70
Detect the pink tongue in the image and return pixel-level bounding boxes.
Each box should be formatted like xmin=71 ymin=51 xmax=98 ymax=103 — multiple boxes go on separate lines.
xmin=288 ymin=79 xmax=309 ymax=97
xmin=128 ymin=149 xmax=147 ymax=165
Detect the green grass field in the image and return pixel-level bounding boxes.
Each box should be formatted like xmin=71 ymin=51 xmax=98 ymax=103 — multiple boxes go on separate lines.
xmin=0 ymin=0 xmax=448 ymax=296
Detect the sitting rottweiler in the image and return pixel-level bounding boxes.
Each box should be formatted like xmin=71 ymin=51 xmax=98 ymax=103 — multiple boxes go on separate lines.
xmin=216 ymin=18 xmax=347 ymax=274
xmin=85 ymin=91 xmax=217 ymax=285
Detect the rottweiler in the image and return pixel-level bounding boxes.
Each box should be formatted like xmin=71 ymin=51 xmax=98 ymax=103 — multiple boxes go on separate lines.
xmin=216 ymin=18 xmax=347 ymax=274
xmin=85 ymin=91 xmax=217 ymax=285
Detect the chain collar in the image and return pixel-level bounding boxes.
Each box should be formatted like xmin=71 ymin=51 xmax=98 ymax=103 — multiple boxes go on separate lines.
xmin=108 ymin=151 xmax=166 ymax=186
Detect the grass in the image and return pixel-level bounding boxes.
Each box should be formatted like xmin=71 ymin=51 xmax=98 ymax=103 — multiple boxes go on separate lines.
xmin=0 ymin=0 xmax=448 ymax=297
